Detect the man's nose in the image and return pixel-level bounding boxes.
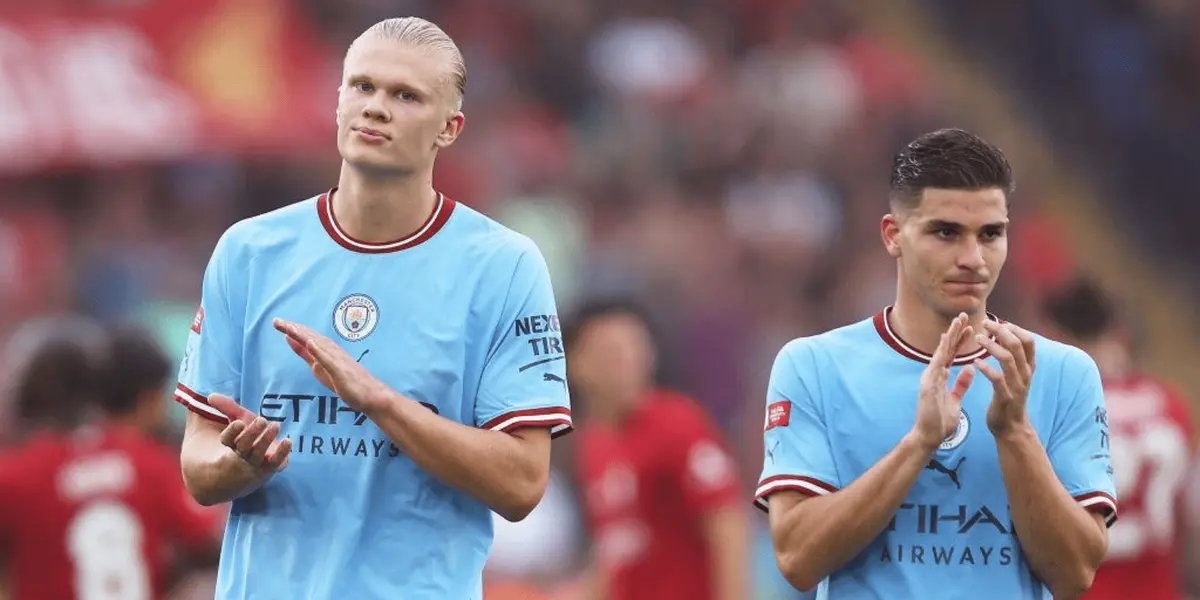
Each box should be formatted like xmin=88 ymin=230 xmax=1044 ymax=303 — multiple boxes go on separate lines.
xmin=362 ymin=93 xmax=390 ymax=122
xmin=957 ymin=239 xmax=986 ymax=270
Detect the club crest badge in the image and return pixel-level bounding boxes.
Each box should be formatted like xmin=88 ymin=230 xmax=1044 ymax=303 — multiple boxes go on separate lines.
xmin=939 ymin=409 xmax=970 ymax=451
xmin=333 ymin=294 xmax=379 ymax=341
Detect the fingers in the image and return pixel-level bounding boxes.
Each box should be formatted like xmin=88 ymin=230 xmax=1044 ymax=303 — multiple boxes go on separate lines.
xmin=979 ymin=322 xmax=1034 ymax=390
xmin=285 ymin=334 xmax=316 ymax=365
xmin=261 ymin=437 xmax=293 ymax=471
xmin=983 ymin=321 xmax=1028 ymax=373
xmin=219 ymin=420 xmax=246 ymax=447
xmin=275 ymin=318 xmax=339 ymax=364
xmin=209 ymin=394 xmax=252 ymax=424
xmin=973 ymin=358 xmax=1008 ymax=397
xmin=247 ymin=421 xmax=281 ymax=465
xmin=950 ymin=365 xmax=976 ymax=400
xmin=931 ymin=313 xmax=970 ymax=367
xmin=232 ymin=417 xmax=269 ymax=462
xmin=273 ymin=318 xmax=301 ymax=339
xmin=1004 ymin=322 xmax=1037 ymax=370
xmin=222 ymin=416 xmax=291 ymax=472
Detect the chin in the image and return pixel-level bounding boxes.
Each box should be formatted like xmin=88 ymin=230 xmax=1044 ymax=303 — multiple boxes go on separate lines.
xmin=343 ymin=152 xmax=404 ymax=173
xmin=938 ymin=294 xmax=985 ymax=316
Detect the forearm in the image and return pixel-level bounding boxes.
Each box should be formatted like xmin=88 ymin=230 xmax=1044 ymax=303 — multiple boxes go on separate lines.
xmin=703 ymin=505 xmax=751 ymax=600
xmin=364 ymin=391 xmax=547 ymax=521
xmin=995 ymin=424 xmax=1106 ymax=598
xmin=773 ymin=433 xmax=933 ymax=590
xmin=180 ymin=428 xmax=272 ymax=506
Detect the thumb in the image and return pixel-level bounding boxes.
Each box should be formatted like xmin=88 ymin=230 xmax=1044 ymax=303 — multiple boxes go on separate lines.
xmin=949 ymin=365 xmax=976 ymax=401
xmin=207 ymin=394 xmax=251 ymax=423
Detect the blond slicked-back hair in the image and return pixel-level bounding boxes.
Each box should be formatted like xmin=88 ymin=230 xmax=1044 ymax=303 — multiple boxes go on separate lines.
xmin=347 ymin=17 xmax=467 ymax=110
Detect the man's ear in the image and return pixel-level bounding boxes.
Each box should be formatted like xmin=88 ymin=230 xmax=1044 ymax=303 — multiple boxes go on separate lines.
xmin=435 ymin=112 xmax=465 ymax=149
xmin=881 ymin=213 xmax=903 ymax=258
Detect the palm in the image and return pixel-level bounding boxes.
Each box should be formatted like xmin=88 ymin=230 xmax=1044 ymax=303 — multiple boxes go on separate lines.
xmin=918 ymin=366 xmax=962 ymax=440
xmin=913 ymin=315 xmax=977 ymax=449
xmin=276 ymin=319 xmax=379 ymax=409
xmin=310 ymin=363 xmax=336 ymax=391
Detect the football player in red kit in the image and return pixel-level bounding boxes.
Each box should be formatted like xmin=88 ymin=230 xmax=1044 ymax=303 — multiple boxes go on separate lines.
xmin=0 ymin=319 xmax=220 ymax=600
xmin=1043 ymin=277 xmax=1198 ymax=600
xmin=566 ymin=299 xmax=749 ymax=600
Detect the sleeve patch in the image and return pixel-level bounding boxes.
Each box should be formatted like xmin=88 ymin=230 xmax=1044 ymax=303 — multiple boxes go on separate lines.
xmin=191 ymin=306 xmax=205 ymax=334
xmin=765 ymin=401 xmax=791 ymax=431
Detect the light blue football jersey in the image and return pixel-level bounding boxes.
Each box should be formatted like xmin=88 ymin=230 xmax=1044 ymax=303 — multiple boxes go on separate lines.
xmin=174 ymin=190 xmax=573 ymax=600
xmin=755 ymin=307 xmax=1116 ymax=600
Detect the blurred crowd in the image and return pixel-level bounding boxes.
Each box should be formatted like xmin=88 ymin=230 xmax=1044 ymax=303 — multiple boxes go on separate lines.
xmin=924 ymin=0 xmax=1200 ymax=292
xmin=1 ymin=0 xmax=1196 ymax=598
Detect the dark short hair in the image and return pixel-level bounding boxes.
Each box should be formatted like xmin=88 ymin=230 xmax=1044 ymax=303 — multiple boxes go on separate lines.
xmin=889 ymin=128 xmax=1015 ymax=210
xmin=8 ymin=318 xmax=106 ymax=427
xmin=1042 ymin=275 xmax=1116 ymax=342
xmin=101 ymin=325 xmax=171 ymax=417
xmin=562 ymin=297 xmax=655 ymax=354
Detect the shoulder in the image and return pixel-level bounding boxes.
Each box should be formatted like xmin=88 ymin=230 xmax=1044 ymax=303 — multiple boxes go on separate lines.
xmin=442 ymin=201 xmax=545 ymax=267
xmin=1025 ymin=328 xmax=1098 ymax=379
xmin=211 ymin=195 xmax=321 ymax=260
xmin=774 ymin=316 xmax=878 ymax=370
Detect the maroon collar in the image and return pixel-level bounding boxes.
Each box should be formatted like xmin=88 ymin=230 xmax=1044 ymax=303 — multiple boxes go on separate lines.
xmin=872 ymin=306 xmax=999 ymax=366
xmin=317 ymin=188 xmax=455 ymax=254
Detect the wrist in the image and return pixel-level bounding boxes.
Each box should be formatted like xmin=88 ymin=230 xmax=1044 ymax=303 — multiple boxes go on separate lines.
xmin=903 ymin=430 xmax=941 ymax=456
xmin=990 ymin=419 xmax=1037 ymax=444
xmin=361 ymin=388 xmax=401 ymax=419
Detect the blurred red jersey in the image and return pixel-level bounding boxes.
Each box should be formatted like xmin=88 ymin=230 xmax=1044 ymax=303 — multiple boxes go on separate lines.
xmin=0 ymin=425 xmax=221 ymax=600
xmin=1086 ymin=373 xmax=1195 ymax=600
xmin=576 ymin=390 xmax=741 ymax=600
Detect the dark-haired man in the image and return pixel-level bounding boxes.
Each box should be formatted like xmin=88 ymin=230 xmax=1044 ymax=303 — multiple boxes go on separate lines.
xmin=757 ymin=129 xmax=1116 ymax=599
xmin=1041 ymin=277 xmax=1197 ymax=600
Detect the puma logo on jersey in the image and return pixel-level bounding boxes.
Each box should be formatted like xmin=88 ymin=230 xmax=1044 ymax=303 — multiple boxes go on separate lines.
xmin=766 ymin=440 xmax=780 ymax=464
xmin=926 ymin=457 xmax=966 ymax=489
xmin=543 ymin=373 xmax=567 ymax=389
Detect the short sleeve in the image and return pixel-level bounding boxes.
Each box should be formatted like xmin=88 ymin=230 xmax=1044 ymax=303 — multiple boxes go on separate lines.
xmin=474 ymin=246 xmax=572 ymax=438
xmin=1048 ymin=350 xmax=1118 ymax=527
xmin=174 ymin=232 xmax=243 ymax=424
xmin=671 ymin=409 xmax=741 ymax=514
xmin=754 ymin=340 xmax=842 ymax=512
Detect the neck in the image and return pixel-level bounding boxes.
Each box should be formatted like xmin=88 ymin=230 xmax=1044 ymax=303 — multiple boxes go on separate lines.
xmin=334 ymin=166 xmax=437 ymax=243
xmin=891 ymin=283 xmax=988 ymax=357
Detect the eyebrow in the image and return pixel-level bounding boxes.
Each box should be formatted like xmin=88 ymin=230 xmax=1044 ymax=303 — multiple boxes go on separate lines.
xmin=344 ymin=73 xmax=432 ymax=96
xmin=925 ymin=219 xmax=1009 ymax=230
